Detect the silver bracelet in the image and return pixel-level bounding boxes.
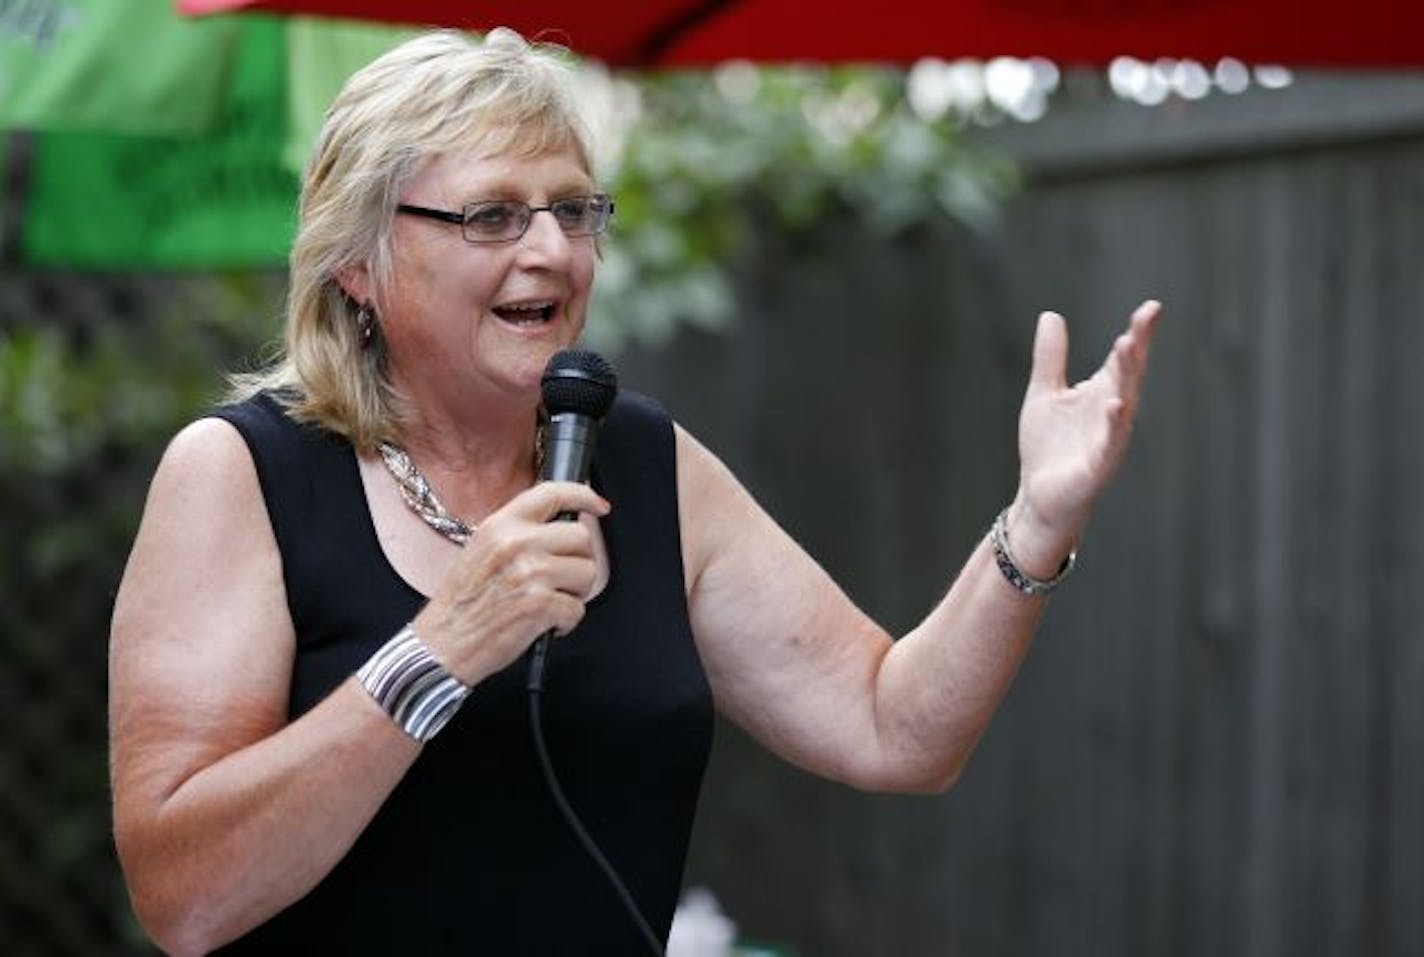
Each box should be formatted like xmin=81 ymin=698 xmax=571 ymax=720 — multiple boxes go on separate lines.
xmin=990 ymin=507 xmax=1076 ymax=597
xmin=356 ymin=625 xmax=470 ymax=743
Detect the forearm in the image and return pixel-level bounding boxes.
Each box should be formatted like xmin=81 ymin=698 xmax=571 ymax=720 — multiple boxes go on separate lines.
xmin=871 ymin=530 xmax=1052 ymax=792
xmin=687 ymin=301 xmax=1158 ymax=796
xmin=867 ymin=300 xmax=1161 ymax=791
xmin=116 ymin=680 xmax=419 ymax=955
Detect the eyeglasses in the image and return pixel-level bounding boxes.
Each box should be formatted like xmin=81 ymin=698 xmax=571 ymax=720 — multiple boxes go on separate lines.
xmin=395 ymin=194 xmax=614 ymax=244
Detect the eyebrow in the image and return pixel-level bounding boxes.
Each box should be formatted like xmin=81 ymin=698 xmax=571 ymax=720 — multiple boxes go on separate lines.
xmin=453 ymin=174 xmax=597 ymax=203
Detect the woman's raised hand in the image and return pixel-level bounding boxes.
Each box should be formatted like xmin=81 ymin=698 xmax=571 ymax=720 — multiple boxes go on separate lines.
xmin=1009 ymin=299 xmax=1162 ymax=576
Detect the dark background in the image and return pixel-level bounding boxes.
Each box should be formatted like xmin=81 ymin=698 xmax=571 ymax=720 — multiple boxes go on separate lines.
xmin=3 ymin=72 xmax=1423 ymax=954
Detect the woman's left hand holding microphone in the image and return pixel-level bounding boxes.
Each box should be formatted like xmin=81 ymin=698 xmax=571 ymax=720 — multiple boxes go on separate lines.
xmin=410 ymin=481 xmax=610 ymax=686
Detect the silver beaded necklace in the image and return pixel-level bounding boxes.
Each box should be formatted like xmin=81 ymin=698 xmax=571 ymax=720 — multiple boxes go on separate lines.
xmin=377 ymin=441 xmax=473 ymax=544
xmin=376 ymin=426 xmax=545 ymax=546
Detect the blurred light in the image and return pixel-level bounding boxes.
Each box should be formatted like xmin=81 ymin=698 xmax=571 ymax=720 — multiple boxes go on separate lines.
xmin=1108 ymin=56 xmax=1147 ymax=99
xmin=907 ymin=58 xmax=955 ymax=121
xmin=984 ymin=57 xmax=1037 ymax=117
xmin=944 ymin=60 xmax=987 ymax=113
xmin=836 ymin=82 xmax=883 ymax=134
xmin=908 ymin=56 xmax=1056 ymax=124
xmin=572 ymin=63 xmax=641 ymax=173
xmin=713 ymin=60 xmax=761 ymax=104
xmin=1214 ymin=57 xmax=1251 ymax=94
xmin=1028 ymin=57 xmax=1061 ymax=95
xmin=1254 ymin=65 xmax=1295 ymax=89
xmin=1109 ymin=56 xmax=1169 ymax=104
xmin=902 ymin=50 xmax=1292 ymax=121
xmin=1126 ymin=58 xmax=1172 ymax=105
xmin=804 ymin=81 xmax=883 ymax=144
xmin=1011 ymin=92 xmax=1049 ymax=122
xmin=1171 ymin=60 xmax=1212 ymax=100
xmin=1137 ymin=74 xmax=1170 ymax=105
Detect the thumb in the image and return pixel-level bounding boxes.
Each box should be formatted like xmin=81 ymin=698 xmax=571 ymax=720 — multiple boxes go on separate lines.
xmin=1028 ymin=311 xmax=1069 ymax=393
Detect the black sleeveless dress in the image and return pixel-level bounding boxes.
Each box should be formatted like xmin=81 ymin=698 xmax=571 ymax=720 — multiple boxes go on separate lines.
xmin=210 ymin=390 xmax=713 ymax=954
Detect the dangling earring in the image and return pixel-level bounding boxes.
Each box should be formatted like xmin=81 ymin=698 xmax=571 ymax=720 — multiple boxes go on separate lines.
xmin=356 ymin=303 xmax=377 ymax=348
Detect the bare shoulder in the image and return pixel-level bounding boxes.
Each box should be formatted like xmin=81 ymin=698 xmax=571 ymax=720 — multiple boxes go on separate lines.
xmin=671 ymin=420 xmax=726 ymax=494
xmin=673 ymin=423 xmax=756 ymax=591
xmin=113 ymin=413 xmax=291 ymax=662
xmin=673 ymin=421 xmax=866 ymax=642
xmin=110 ymin=416 xmax=294 ymax=795
xmin=116 ymin=417 xmax=283 ymax=594
xmin=673 ymin=419 xmax=825 ymax=603
xmin=147 ymin=416 xmax=264 ymax=512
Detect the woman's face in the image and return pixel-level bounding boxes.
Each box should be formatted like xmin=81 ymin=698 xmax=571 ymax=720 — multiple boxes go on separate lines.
xmin=374 ymin=142 xmax=599 ymax=407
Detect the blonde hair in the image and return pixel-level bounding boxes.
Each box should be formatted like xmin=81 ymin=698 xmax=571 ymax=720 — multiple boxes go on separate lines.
xmin=231 ymin=28 xmax=593 ymax=451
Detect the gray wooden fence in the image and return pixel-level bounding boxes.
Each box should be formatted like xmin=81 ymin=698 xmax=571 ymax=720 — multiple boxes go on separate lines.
xmin=621 ymin=73 xmax=1424 ymax=956
xmin=5 ymin=71 xmax=1422 ymax=957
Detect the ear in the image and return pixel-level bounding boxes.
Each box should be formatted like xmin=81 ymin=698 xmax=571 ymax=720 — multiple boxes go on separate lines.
xmin=336 ymin=262 xmax=373 ymax=307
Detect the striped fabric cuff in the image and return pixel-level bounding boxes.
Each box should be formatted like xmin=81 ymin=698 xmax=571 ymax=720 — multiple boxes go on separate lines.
xmin=357 ymin=625 xmax=471 ymax=743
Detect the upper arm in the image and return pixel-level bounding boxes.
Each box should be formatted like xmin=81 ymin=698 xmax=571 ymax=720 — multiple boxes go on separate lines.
xmin=109 ymin=418 xmax=295 ymax=833
xmin=677 ymin=425 xmax=893 ymax=786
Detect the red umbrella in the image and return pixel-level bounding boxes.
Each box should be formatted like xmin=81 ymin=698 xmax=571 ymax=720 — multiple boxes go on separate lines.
xmin=178 ymin=0 xmax=1424 ymax=67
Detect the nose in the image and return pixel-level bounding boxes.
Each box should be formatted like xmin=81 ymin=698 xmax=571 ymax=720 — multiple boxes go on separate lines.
xmin=515 ymin=207 xmax=574 ymax=267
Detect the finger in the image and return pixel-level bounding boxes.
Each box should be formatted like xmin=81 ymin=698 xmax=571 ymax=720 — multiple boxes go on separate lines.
xmin=532 ymin=519 xmax=601 ymax=560
xmin=1121 ymin=298 xmax=1161 ymax=362
xmin=1131 ymin=298 xmax=1163 ymax=331
xmin=1028 ymin=311 xmax=1070 ymax=393
xmin=537 ymin=552 xmax=601 ymax=598
xmin=1110 ymin=299 xmax=1163 ymax=395
xmin=546 ymin=592 xmax=589 ymax=638
xmin=469 ymin=545 xmax=596 ymax=611
xmin=510 ymin=481 xmax=610 ymax=523
xmin=1096 ymin=298 xmax=1161 ymax=386
xmin=1100 ymin=332 xmax=1131 ymax=392
xmin=534 ymin=561 xmax=600 ymax=637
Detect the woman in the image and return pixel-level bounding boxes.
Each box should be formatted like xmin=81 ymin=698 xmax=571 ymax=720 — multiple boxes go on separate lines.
xmin=109 ymin=28 xmax=1160 ymax=956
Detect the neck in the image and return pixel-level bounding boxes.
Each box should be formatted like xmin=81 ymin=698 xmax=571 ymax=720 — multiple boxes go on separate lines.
xmin=392 ymin=398 xmax=543 ymax=524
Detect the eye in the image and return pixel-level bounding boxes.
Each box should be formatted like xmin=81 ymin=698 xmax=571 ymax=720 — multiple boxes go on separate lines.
xmin=464 ymin=201 xmax=522 ymax=235
xmin=550 ymin=196 xmax=592 ymax=226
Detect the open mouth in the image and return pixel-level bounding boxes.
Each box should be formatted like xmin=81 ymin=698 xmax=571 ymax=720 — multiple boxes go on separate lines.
xmin=492 ymin=300 xmax=557 ymax=326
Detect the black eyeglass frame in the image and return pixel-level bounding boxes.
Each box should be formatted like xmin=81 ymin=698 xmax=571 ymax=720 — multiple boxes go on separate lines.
xmin=395 ymin=194 xmax=615 ymax=244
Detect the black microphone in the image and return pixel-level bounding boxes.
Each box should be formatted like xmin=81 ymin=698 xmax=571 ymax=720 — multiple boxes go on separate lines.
xmin=539 ymin=349 xmax=618 ymax=492
xmin=526 ymin=350 xmax=661 ymax=955
xmin=527 ymin=349 xmax=617 ymax=692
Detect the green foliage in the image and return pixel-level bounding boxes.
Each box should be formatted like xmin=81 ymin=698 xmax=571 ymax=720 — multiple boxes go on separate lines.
xmin=0 ymin=294 xmax=265 ymax=478
xmin=587 ymin=65 xmax=1017 ymax=350
xmin=0 ymin=273 xmax=279 ymax=955
xmin=0 ymin=278 xmax=278 ymax=619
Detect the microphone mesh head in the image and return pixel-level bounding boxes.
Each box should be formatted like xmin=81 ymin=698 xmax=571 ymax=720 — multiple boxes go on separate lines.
xmin=541 ymin=349 xmax=618 ymax=419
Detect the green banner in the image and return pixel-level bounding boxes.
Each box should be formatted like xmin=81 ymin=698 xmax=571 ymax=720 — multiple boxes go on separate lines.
xmin=284 ymin=18 xmax=422 ymax=175
xmin=20 ymin=17 xmax=297 ymax=268
xmin=0 ymin=0 xmax=241 ymax=136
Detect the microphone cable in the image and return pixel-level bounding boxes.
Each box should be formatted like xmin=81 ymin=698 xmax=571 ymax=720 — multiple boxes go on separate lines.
xmin=527 ymin=640 xmax=665 ymax=956
xmin=527 ymin=349 xmax=662 ymax=954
